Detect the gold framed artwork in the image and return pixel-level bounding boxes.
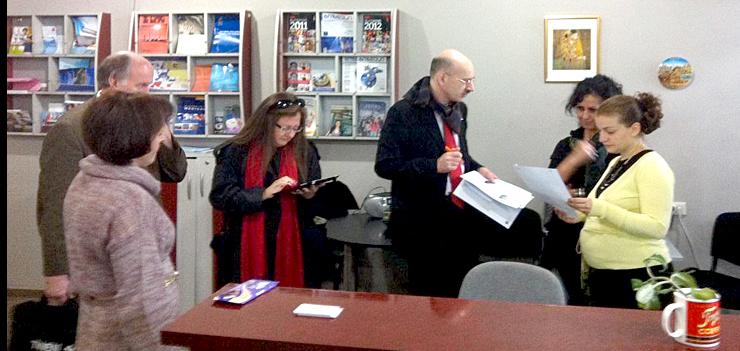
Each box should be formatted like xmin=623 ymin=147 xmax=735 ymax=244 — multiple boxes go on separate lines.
xmin=544 ymin=16 xmax=600 ymax=82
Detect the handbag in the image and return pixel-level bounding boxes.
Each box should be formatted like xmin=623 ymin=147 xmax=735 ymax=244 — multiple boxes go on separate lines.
xmin=9 ymin=296 xmax=78 ymax=351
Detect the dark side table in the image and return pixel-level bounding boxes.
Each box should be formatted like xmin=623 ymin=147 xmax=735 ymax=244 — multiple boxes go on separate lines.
xmin=326 ymin=212 xmax=391 ymax=291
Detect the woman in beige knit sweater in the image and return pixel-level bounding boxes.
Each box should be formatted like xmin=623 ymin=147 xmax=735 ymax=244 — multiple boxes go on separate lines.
xmin=64 ymin=91 xmax=180 ymax=350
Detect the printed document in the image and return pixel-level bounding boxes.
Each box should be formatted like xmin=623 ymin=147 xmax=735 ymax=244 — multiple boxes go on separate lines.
xmin=513 ymin=165 xmax=577 ymax=218
xmin=453 ymin=171 xmax=533 ymax=229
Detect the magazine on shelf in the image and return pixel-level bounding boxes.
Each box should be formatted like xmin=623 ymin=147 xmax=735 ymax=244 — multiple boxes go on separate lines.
xmin=175 ymin=14 xmax=207 ymax=55
xmin=7 ymin=77 xmax=42 ymax=92
xmin=356 ymin=56 xmax=387 ymax=93
xmin=286 ymin=13 xmax=316 ymax=53
xmin=9 ymin=26 xmax=33 ymax=54
xmin=320 ymin=13 xmax=354 ymax=53
xmin=71 ymin=16 xmax=98 ymax=54
xmin=341 ymin=57 xmax=357 ymax=93
xmin=150 ymin=59 xmax=189 ymax=91
xmin=39 ymin=103 xmax=66 ymax=133
xmin=286 ymin=60 xmax=312 ymax=92
xmin=360 ymin=14 xmax=392 ymax=54
xmin=191 ymin=65 xmax=212 ymax=92
xmin=138 ymin=14 xmax=169 ymax=54
xmin=357 ymin=100 xmax=387 ymax=137
xmin=326 ymin=105 xmax=353 ymax=137
xmin=310 ymin=71 xmax=336 ymax=92
xmin=7 ymin=109 xmax=33 ymax=133
xmin=209 ymin=63 xmax=239 ymax=92
xmin=211 ymin=14 xmax=240 ymax=53
xmin=58 ymin=58 xmax=95 ymax=91
xmin=42 ymin=26 xmax=63 ymax=54
xmin=174 ymin=96 xmax=206 ymax=135
xmin=213 ymin=104 xmax=242 ymax=135
xmin=303 ymin=96 xmax=318 ymax=137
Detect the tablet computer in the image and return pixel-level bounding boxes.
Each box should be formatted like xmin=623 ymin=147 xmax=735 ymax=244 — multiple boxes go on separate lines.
xmin=297 ymin=175 xmax=339 ymax=189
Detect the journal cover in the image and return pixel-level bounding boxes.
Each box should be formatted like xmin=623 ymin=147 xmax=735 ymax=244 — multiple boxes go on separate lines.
xmin=357 ymin=100 xmax=387 ymax=137
xmin=173 ymin=96 xmax=206 ymax=135
xmin=175 ymin=14 xmax=207 ymax=54
xmin=286 ymin=13 xmax=316 ymax=53
xmin=138 ymin=14 xmax=169 ymax=54
xmin=58 ymin=58 xmax=95 ymax=91
xmin=320 ymin=12 xmax=354 ymax=53
xmin=213 ymin=279 xmax=278 ymax=305
xmin=360 ymin=13 xmax=391 ymax=54
xmin=211 ymin=14 xmax=240 ymax=53
xmin=209 ymin=63 xmax=239 ymax=92
xmin=70 ymin=16 xmax=98 ymax=54
xmin=356 ymin=56 xmax=387 ymax=93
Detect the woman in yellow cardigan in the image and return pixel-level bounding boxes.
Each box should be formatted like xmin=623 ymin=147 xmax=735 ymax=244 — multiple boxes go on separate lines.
xmin=558 ymin=92 xmax=674 ymax=308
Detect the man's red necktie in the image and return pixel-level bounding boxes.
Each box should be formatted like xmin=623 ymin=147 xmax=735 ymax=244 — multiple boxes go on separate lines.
xmin=443 ymin=123 xmax=464 ymax=208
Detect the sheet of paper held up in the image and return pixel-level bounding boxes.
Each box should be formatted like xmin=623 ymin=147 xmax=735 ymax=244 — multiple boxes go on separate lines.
xmin=452 ymin=170 xmax=534 ymax=229
xmin=513 ymin=165 xmax=577 ymax=218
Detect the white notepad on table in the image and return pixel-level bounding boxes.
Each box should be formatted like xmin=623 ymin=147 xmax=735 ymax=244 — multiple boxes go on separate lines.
xmin=293 ymin=303 xmax=344 ymax=318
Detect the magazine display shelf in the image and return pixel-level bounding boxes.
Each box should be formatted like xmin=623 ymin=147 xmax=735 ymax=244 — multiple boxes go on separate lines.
xmin=274 ymin=9 xmax=399 ymax=140
xmin=6 ymin=13 xmax=111 ymax=136
xmin=129 ymin=10 xmax=253 ymax=139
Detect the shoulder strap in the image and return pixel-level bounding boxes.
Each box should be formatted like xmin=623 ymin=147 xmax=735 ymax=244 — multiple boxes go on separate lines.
xmin=595 ymin=149 xmax=652 ymax=198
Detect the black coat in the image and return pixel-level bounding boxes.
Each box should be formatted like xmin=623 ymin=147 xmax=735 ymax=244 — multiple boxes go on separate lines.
xmin=375 ymin=76 xmax=482 ymax=215
xmin=209 ymin=141 xmax=321 ymax=285
xmin=375 ymin=77 xmax=483 ymax=252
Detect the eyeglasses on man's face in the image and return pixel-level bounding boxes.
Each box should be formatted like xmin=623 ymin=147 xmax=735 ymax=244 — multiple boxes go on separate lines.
xmin=455 ymin=77 xmax=475 ymax=87
xmin=275 ymin=123 xmax=304 ymax=135
xmin=273 ymin=98 xmax=306 ymax=109
xmin=445 ymin=72 xmax=475 ymax=87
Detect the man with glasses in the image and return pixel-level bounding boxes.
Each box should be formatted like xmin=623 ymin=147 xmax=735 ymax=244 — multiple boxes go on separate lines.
xmin=375 ymin=49 xmax=498 ymax=297
xmin=37 ymin=51 xmax=187 ymax=306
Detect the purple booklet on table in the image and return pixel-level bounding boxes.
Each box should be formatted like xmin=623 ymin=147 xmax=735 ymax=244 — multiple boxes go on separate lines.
xmin=213 ymin=279 xmax=278 ymax=305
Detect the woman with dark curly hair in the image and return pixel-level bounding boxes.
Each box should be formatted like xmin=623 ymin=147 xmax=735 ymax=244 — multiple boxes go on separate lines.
xmin=541 ymin=74 xmax=622 ymax=305
xmin=557 ymin=92 xmax=675 ymax=309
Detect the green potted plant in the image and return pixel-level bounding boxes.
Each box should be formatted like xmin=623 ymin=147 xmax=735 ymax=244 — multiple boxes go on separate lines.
xmin=631 ymin=253 xmax=718 ymax=310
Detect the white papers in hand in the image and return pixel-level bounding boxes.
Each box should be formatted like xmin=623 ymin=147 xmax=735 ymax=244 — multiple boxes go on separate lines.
xmin=513 ymin=165 xmax=577 ymax=218
xmin=452 ymin=171 xmax=534 ymax=229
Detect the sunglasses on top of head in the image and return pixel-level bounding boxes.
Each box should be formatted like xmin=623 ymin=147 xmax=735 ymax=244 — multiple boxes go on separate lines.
xmin=273 ymin=98 xmax=306 ymax=109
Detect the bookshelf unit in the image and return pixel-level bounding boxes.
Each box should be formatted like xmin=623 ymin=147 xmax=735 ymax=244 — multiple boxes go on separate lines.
xmin=274 ymin=9 xmax=399 ymax=140
xmin=129 ymin=10 xmax=252 ymax=139
xmin=6 ymin=13 xmax=111 ymax=136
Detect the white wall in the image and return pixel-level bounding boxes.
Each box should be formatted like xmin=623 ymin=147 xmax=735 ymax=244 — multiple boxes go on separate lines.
xmin=8 ymin=0 xmax=740 ymax=289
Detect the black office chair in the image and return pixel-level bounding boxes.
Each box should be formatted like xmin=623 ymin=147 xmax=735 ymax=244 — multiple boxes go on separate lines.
xmin=475 ymin=208 xmax=545 ymax=265
xmin=685 ymin=212 xmax=740 ymax=310
xmin=302 ymin=181 xmax=359 ymax=289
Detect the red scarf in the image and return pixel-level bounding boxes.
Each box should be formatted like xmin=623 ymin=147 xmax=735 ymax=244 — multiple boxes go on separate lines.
xmin=241 ymin=143 xmax=304 ymax=287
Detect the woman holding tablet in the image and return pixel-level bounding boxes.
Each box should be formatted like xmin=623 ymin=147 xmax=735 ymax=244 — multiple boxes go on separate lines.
xmin=210 ymin=92 xmax=322 ymax=288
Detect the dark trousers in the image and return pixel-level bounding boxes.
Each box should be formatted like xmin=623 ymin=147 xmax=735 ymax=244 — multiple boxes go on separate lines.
xmin=391 ymin=202 xmax=479 ymax=298
xmin=541 ymin=218 xmax=585 ymax=305
xmin=587 ymin=263 xmax=674 ymax=309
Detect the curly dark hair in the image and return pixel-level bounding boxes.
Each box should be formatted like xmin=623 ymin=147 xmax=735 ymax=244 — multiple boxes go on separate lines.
xmin=565 ymin=74 xmax=623 ymax=114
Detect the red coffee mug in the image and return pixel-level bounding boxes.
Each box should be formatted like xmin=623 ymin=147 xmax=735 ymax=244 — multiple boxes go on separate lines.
xmin=661 ymin=288 xmax=721 ymax=348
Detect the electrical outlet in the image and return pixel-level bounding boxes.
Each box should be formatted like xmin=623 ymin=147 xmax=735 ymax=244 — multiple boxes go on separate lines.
xmin=673 ymin=202 xmax=687 ymax=216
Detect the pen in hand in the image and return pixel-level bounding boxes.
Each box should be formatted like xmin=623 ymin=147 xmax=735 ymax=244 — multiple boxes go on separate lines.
xmin=445 ymin=146 xmax=460 ymax=152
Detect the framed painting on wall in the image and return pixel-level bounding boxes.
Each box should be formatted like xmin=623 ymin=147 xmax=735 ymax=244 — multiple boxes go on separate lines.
xmin=544 ymin=16 xmax=600 ymax=82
